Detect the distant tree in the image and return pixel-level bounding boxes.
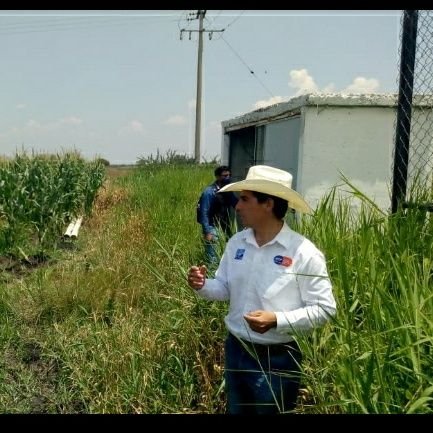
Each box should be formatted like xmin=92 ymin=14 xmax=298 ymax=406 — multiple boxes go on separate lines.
xmin=97 ymin=158 xmax=110 ymax=166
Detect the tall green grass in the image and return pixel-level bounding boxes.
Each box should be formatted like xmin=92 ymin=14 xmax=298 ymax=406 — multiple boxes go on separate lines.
xmin=292 ymin=181 xmax=433 ymax=413
xmin=0 ymin=160 xmax=432 ymax=413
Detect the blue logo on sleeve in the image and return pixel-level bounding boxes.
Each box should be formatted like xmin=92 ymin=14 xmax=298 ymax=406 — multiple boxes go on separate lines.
xmin=234 ymin=249 xmax=245 ymax=260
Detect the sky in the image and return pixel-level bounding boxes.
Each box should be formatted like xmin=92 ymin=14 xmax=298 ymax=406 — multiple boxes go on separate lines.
xmin=0 ymin=10 xmax=402 ymax=165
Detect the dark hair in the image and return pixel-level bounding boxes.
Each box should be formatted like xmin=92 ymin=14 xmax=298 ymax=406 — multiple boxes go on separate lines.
xmin=214 ymin=165 xmax=230 ymax=177
xmin=251 ymin=191 xmax=289 ymax=219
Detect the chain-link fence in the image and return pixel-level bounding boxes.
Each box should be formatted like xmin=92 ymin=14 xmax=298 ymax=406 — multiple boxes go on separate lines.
xmin=391 ymin=10 xmax=433 ymax=213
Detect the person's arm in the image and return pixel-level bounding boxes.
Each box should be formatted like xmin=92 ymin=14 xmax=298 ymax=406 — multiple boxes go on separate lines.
xmin=275 ymin=253 xmax=336 ymax=334
xmin=198 ymin=188 xmax=214 ymax=236
xmin=189 ymin=245 xmax=231 ymax=301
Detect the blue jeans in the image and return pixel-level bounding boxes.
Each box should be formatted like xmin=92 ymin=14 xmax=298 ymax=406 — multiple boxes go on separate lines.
xmin=224 ymin=333 xmax=302 ymax=414
xmin=204 ymin=227 xmax=218 ymax=265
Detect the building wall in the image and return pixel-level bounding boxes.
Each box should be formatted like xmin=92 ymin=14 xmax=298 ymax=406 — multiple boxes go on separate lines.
xmin=261 ymin=117 xmax=301 ymax=189
xmin=221 ymin=128 xmax=230 ymax=166
xmin=299 ymin=105 xmax=395 ymax=211
xmin=221 ymin=94 xmax=433 ymax=214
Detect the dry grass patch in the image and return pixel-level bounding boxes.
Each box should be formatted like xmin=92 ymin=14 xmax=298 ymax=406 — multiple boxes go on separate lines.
xmin=85 ymin=183 xmax=129 ymax=231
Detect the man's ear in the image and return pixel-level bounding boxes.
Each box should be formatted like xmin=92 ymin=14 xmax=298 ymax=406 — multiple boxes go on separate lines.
xmin=265 ymin=197 xmax=274 ymax=212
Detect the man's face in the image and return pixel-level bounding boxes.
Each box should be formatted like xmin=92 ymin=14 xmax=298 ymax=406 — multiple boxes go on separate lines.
xmin=218 ymin=170 xmax=231 ymax=185
xmin=235 ymin=190 xmax=270 ymax=228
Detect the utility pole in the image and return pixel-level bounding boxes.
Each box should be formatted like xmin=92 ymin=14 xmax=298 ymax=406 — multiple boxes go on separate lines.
xmin=194 ymin=10 xmax=204 ymax=164
xmin=180 ymin=11 xmax=224 ymax=164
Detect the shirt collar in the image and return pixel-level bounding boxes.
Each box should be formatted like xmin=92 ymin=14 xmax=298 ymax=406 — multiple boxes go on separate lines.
xmin=274 ymin=222 xmax=294 ymax=248
xmin=241 ymin=222 xmax=293 ymax=248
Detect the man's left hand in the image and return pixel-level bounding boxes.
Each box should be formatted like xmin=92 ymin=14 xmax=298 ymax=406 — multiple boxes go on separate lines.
xmin=243 ymin=310 xmax=277 ymax=334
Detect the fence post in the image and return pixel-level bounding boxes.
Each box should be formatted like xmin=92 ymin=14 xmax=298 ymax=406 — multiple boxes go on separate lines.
xmin=391 ymin=10 xmax=418 ymax=213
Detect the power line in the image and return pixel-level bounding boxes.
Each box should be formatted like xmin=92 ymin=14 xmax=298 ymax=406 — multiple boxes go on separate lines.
xmin=176 ymin=10 xmax=195 ymax=32
xmin=222 ymin=10 xmax=246 ymax=31
xmin=220 ymin=34 xmax=275 ymax=99
xmin=0 ymin=16 xmax=178 ymax=35
xmin=203 ymin=10 xmax=245 ymax=41
xmin=204 ymin=10 xmax=275 ymax=99
xmin=205 ymin=10 xmax=223 ymax=27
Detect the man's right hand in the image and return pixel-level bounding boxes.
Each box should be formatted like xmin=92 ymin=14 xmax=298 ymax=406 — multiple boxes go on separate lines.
xmin=187 ymin=265 xmax=207 ymax=290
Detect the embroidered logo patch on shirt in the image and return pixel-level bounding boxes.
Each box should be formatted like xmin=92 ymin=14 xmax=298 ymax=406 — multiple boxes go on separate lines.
xmin=234 ymin=249 xmax=245 ymax=260
xmin=273 ymin=255 xmax=293 ymax=267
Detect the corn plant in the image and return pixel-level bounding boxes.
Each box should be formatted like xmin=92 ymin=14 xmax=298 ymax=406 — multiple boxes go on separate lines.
xmin=0 ymin=151 xmax=105 ymax=255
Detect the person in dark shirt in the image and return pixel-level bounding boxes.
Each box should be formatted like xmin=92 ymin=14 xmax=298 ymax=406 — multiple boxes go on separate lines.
xmin=197 ymin=166 xmax=238 ymax=264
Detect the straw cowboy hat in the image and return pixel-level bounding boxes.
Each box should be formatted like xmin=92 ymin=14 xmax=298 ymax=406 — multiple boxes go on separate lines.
xmin=219 ymin=165 xmax=312 ymax=214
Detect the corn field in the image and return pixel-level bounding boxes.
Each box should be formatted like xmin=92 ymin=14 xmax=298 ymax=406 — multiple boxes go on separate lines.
xmin=0 ymin=151 xmax=105 ymax=256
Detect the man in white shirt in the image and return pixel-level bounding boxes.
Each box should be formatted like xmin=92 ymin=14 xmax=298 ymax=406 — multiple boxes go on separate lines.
xmin=187 ymin=165 xmax=336 ymax=414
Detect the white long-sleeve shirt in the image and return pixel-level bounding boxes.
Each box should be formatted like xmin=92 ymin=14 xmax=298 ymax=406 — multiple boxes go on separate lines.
xmin=196 ymin=222 xmax=336 ymax=344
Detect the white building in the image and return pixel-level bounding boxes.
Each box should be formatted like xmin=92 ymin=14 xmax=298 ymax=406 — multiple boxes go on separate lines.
xmin=221 ymin=93 xmax=432 ymax=212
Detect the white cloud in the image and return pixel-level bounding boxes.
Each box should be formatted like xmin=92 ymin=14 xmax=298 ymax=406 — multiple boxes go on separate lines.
xmin=164 ymin=115 xmax=187 ymax=126
xmin=60 ymin=116 xmax=83 ymax=125
xmin=252 ymin=69 xmax=382 ymax=116
xmin=27 ymin=119 xmax=41 ymax=128
xmin=289 ymin=69 xmax=319 ymax=96
xmin=128 ymin=120 xmax=144 ymax=132
xmin=248 ymin=69 xmax=335 ymax=110
xmin=322 ymin=83 xmax=336 ymax=93
xmin=188 ymin=99 xmax=196 ymax=109
xmin=25 ymin=116 xmax=83 ymax=131
xmin=118 ymin=120 xmax=145 ymax=136
xmin=16 ymin=103 xmax=26 ymax=110
xmin=253 ymin=96 xmax=285 ymax=110
xmin=252 ymin=68 xmax=325 ymax=109
xmin=342 ymin=77 xmax=380 ymax=94
xmin=287 ymin=69 xmax=380 ymax=96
